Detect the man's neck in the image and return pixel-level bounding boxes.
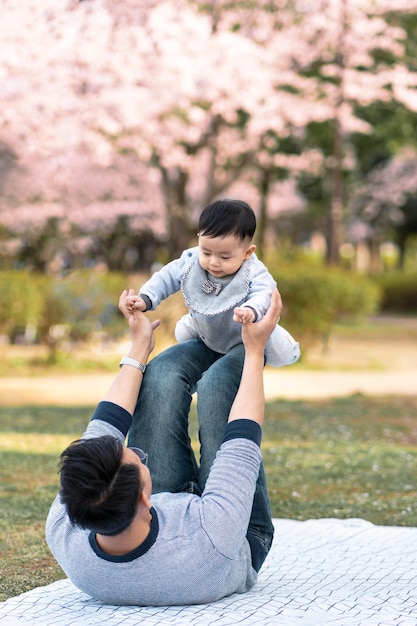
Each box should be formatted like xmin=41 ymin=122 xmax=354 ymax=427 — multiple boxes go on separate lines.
xmin=96 ymin=507 xmax=152 ymax=556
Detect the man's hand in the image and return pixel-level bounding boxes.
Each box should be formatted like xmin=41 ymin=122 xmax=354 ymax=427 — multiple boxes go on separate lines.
xmin=241 ymin=290 xmax=282 ymax=352
xmin=119 ymin=289 xmax=160 ymax=360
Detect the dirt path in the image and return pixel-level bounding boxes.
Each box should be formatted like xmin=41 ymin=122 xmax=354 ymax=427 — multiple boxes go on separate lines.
xmin=0 ymin=367 xmax=416 ymax=406
xmin=1 ymin=318 xmax=416 ymax=405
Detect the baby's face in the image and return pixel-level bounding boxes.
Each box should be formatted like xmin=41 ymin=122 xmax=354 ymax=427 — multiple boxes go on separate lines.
xmin=198 ymin=233 xmax=254 ymax=278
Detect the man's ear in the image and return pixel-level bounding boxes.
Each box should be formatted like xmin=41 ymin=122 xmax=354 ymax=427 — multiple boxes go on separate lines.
xmin=244 ymin=244 xmax=256 ymax=260
xmin=139 ymin=490 xmax=152 ymax=510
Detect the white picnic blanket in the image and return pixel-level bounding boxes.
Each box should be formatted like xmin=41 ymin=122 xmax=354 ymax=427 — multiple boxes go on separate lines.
xmin=1 ymin=518 xmax=417 ymax=625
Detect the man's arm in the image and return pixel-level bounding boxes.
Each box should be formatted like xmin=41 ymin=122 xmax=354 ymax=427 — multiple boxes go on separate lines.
xmin=199 ymin=291 xmax=282 ymax=558
xmin=228 ymin=289 xmax=282 ymax=428
xmin=102 ymin=289 xmax=160 ymax=415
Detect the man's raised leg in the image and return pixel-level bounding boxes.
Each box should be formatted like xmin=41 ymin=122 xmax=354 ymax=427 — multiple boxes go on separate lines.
xmin=128 ymin=339 xmax=218 ymax=493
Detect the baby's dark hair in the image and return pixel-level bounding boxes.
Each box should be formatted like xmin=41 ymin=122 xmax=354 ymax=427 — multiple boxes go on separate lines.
xmin=198 ymin=199 xmax=256 ymax=241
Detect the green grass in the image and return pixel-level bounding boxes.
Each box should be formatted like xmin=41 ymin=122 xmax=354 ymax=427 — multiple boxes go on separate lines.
xmin=0 ymin=406 xmax=91 ymax=601
xmin=261 ymin=396 xmax=417 ymax=522
xmin=1 ymin=396 xmax=417 ymax=601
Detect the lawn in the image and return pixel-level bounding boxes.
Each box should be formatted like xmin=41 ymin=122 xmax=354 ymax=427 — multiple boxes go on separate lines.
xmin=1 ymin=395 xmax=417 ymax=601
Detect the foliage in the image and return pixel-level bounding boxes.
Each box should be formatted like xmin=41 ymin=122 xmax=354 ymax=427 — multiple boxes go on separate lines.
xmin=348 ymin=148 xmax=417 ymax=262
xmin=37 ymin=270 xmax=127 ymax=344
xmin=373 ymin=272 xmax=417 ymax=313
xmin=266 ymin=255 xmax=382 ymax=350
xmin=1 ymin=1 xmax=417 ymax=267
xmin=0 ymin=272 xmax=44 ymax=342
xmin=0 ymin=266 xmax=384 ymax=358
xmin=0 ymin=270 xmax=128 ymax=355
xmin=1 ymin=395 xmax=417 ymax=599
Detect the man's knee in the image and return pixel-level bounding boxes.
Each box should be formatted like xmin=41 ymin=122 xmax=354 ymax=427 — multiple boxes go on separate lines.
xmin=198 ymin=345 xmax=244 ymax=390
xmin=246 ymin=527 xmax=274 ymax=572
xmin=145 ymin=345 xmax=191 ymax=386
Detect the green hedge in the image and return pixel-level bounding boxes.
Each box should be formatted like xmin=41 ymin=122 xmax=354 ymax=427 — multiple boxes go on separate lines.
xmin=373 ymin=273 xmax=417 ymax=313
xmin=272 ymin=264 xmax=382 ymax=351
xmin=0 ymin=266 xmax=385 ymax=356
xmin=37 ymin=270 xmax=128 ymax=345
xmin=0 ymin=270 xmax=127 ymax=348
xmin=0 ymin=271 xmax=45 ymax=341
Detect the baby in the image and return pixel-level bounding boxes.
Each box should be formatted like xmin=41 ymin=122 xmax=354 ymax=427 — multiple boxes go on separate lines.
xmin=127 ymin=198 xmax=300 ymax=367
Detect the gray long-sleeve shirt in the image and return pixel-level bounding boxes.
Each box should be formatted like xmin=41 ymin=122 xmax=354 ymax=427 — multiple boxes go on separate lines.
xmin=45 ymin=402 xmax=262 ymax=606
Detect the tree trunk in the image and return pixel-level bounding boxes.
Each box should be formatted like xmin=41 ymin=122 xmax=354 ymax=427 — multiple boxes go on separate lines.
xmin=326 ymin=0 xmax=348 ymax=266
xmin=369 ymin=233 xmax=382 ymax=273
xmin=159 ymin=165 xmax=192 ymax=259
xmin=396 ymin=230 xmax=407 ymax=270
xmin=327 ymin=120 xmax=343 ymax=266
xmin=257 ymin=168 xmax=270 ymax=261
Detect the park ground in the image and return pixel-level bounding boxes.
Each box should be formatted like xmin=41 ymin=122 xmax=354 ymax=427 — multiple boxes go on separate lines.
xmin=0 ymin=315 xmax=416 ymax=405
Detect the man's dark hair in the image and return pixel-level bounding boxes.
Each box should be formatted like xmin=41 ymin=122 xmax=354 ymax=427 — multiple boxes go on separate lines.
xmin=59 ymin=435 xmax=143 ymax=536
xmin=198 ymin=199 xmax=256 ymax=241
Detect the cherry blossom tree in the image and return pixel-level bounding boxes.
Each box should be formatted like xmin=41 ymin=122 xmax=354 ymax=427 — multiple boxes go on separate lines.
xmin=349 ymin=147 xmax=417 ymax=268
xmin=191 ymin=0 xmax=417 ymax=262
xmin=270 ymin=0 xmax=417 ymax=263
xmin=1 ymin=0 xmax=417 ymax=270
xmin=2 ymin=0 xmax=292 ymax=259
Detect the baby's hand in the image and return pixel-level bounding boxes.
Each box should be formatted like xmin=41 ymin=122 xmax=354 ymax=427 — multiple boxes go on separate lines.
xmin=125 ymin=294 xmax=147 ymax=313
xmin=233 ymin=306 xmax=255 ymax=324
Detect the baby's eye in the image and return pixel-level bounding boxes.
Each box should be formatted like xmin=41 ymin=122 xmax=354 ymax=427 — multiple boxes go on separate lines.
xmin=221 ymin=256 xmax=231 ymax=260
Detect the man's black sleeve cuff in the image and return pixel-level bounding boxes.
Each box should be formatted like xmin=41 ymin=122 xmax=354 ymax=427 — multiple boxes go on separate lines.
xmin=90 ymin=401 xmax=133 ymax=437
xmin=223 ymin=419 xmax=262 ymax=447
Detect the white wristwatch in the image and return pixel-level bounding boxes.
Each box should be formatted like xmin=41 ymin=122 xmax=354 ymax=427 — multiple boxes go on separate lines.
xmin=119 ymin=355 xmax=146 ymax=374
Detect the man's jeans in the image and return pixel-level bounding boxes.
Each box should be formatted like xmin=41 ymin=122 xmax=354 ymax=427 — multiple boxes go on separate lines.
xmin=128 ymin=339 xmax=274 ymax=565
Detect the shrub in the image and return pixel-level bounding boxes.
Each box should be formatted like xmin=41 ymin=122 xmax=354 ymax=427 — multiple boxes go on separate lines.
xmin=0 ymin=271 xmax=45 ymax=342
xmin=37 ymin=270 xmax=127 ymax=349
xmin=0 ymin=265 xmax=382 ymax=359
xmin=0 ymin=270 xmax=127 ymax=352
xmin=373 ymin=273 xmax=417 ymax=313
xmin=271 ymin=263 xmax=382 ymax=352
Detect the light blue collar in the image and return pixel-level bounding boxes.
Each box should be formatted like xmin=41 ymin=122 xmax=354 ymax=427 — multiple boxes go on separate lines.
xmin=181 ymin=258 xmax=251 ymax=315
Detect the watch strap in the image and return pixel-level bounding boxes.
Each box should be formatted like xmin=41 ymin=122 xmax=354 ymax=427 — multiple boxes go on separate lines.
xmin=119 ymin=355 xmax=146 ymax=374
